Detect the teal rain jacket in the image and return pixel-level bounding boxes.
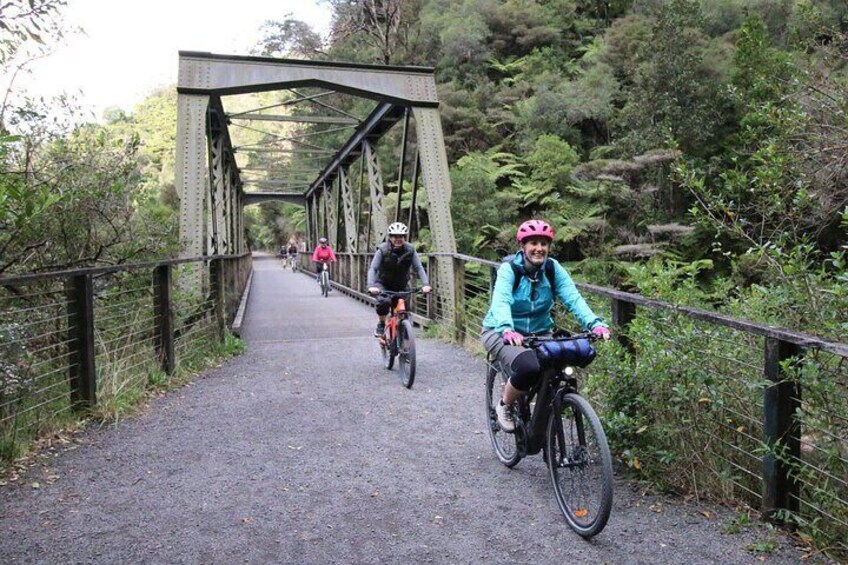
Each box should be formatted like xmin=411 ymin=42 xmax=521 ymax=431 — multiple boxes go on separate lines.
xmin=482 ymin=253 xmax=604 ymax=335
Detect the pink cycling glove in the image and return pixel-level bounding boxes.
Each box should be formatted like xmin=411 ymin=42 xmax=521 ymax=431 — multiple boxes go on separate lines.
xmin=591 ymin=325 xmax=611 ymax=340
xmin=502 ymin=330 xmax=524 ymax=346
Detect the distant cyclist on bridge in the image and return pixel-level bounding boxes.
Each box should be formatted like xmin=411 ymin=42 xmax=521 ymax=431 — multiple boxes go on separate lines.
xmin=312 ymin=237 xmax=337 ymax=284
xmin=367 ymin=222 xmax=431 ymax=337
xmin=283 ymin=239 xmax=298 ymax=271
xmin=481 ymin=219 xmax=611 ymax=432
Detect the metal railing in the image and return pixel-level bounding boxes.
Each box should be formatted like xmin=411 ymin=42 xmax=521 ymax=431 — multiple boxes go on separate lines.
xmin=3 ymin=248 xmax=844 ymax=553
xmin=0 ymin=254 xmax=251 ymax=460
xmin=319 ymin=250 xmax=846 ymax=553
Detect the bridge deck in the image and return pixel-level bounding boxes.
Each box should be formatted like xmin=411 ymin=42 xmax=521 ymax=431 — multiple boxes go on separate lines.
xmin=0 ymin=255 xmax=813 ymax=563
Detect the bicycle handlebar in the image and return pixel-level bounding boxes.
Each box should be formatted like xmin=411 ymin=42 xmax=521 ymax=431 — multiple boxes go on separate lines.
xmin=376 ymin=288 xmax=422 ymax=297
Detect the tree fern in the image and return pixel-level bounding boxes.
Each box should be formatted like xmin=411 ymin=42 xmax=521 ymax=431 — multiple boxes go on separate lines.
xmin=455 ymin=149 xmax=525 ymax=184
xmin=545 ymin=196 xmax=607 ymax=243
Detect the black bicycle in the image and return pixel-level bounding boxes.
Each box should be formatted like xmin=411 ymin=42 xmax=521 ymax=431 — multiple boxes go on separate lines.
xmin=485 ymin=331 xmax=613 ymax=538
xmin=377 ymin=289 xmax=419 ymax=388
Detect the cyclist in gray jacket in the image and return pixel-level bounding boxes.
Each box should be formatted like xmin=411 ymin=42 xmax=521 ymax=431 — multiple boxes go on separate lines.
xmin=367 ymin=222 xmax=432 ymax=337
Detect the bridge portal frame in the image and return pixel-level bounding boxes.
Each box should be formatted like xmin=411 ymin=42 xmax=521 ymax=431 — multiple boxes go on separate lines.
xmin=176 ymin=51 xmax=457 ymax=308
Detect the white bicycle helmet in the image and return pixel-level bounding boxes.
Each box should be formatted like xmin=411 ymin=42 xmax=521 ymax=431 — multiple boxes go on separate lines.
xmin=387 ymin=222 xmax=409 ymax=236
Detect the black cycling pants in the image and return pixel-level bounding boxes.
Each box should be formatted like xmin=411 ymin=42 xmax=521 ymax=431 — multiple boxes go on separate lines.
xmin=481 ymin=329 xmax=542 ymax=391
xmin=375 ymin=295 xmax=397 ymax=316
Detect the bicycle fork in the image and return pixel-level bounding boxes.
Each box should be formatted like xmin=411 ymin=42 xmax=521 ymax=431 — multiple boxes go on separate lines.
xmin=550 ymin=388 xmax=588 ymax=469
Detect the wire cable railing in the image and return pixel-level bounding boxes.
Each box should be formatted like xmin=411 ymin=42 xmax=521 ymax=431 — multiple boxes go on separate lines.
xmin=321 ymin=250 xmax=846 ymax=555
xmin=0 ymin=253 xmax=251 ymax=460
xmin=3 ymin=248 xmax=844 ymax=555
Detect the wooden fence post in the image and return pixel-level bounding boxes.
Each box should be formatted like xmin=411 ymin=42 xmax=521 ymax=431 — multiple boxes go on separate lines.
xmin=66 ymin=274 xmax=96 ymax=408
xmin=762 ymin=337 xmax=802 ymax=522
xmin=611 ymin=298 xmax=636 ymax=357
xmin=153 ymin=264 xmax=175 ymax=375
xmin=453 ymin=257 xmax=466 ymax=344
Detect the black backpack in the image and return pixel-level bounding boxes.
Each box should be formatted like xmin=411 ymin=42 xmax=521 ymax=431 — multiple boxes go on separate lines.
xmin=503 ymin=254 xmax=556 ymax=293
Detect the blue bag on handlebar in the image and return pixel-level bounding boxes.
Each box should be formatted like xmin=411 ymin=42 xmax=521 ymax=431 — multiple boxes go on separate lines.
xmin=537 ymin=338 xmax=596 ymax=368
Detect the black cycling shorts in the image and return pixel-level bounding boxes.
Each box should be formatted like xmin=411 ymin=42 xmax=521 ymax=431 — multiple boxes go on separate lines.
xmin=481 ymin=329 xmax=542 ymax=391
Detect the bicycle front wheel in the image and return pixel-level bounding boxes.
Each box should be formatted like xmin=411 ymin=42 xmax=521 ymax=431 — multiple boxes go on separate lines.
xmin=321 ymin=271 xmax=329 ymax=297
xmin=397 ymin=319 xmax=416 ymax=388
xmin=485 ymin=364 xmax=521 ymax=467
xmin=546 ymin=392 xmax=613 ymax=538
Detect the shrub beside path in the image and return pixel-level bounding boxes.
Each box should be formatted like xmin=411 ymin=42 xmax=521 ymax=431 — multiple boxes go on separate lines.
xmin=0 ymin=255 xmax=824 ymax=564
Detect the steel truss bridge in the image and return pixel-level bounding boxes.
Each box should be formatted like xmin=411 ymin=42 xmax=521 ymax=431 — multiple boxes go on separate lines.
xmin=176 ymin=51 xmax=458 ymax=305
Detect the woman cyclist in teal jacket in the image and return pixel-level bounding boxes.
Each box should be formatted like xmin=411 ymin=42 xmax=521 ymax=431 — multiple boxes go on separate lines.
xmin=481 ymin=219 xmax=611 ymax=432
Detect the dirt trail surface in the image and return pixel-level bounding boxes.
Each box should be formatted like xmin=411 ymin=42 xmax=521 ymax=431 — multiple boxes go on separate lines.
xmin=1 ymin=254 xmax=822 ymax=564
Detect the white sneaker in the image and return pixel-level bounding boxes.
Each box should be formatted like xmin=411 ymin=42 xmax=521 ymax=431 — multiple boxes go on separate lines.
xmin=495 ymin=401 xmax=515 ymax=432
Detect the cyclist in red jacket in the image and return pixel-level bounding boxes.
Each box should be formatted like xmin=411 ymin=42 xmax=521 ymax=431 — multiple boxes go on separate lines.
xmin=311 ymin=237 xmax=337 ymax=284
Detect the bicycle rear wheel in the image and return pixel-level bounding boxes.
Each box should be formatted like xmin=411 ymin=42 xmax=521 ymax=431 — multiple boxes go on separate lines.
xmin=485 ymin=364 xmax=521 ymax=467
xmin=546 ymin=392 xmax=613 ymax=538
xmin=397 ymin=319 xmax=416 ymax=388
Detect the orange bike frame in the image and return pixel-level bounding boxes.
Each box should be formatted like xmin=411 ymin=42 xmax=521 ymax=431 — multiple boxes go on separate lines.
xmin=385 ymin=298 xmax=407 ymax=342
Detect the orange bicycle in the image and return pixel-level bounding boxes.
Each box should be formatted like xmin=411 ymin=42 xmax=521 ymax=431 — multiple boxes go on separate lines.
xmin=378 ymin=289 xmax=419 ymax=388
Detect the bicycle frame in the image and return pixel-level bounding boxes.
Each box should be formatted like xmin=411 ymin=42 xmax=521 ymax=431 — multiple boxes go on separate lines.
xmin=513 ymin=368 xmax=578 ymax=457
xmin=490 ymin=333 xmax=592 ymax=455
xmin=377 ymin=289 xmax=419 ymax=345
xmin=383 ymin=297 xmax=408 ymax=343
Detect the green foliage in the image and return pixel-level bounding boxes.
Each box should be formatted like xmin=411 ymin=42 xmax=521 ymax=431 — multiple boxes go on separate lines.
xmin=220 ymin=332 xmax=246 ymax=356
xmin=615 ymin=0 xmax=732 ymax=157
xmin=724 ymin=511 xmax=753 ymax=534
xmin=527 ymin=134 xmax=580 ymax=189
xmin=747 ymin=533 xmax=780 ymax=555
xmin=0 ymin=0 xmax=66 ymax=66
xmin=449 ymin=149 xmax=521 ymax=254
xmin=254 ymin=16 xmax=325 ymax=58
xmin=731 ymin=15 xmax=794 ymax=103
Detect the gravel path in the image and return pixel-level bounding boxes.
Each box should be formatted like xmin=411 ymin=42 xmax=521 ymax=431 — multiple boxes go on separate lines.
xmin=0 ymin=254 xmax=823 ymax=564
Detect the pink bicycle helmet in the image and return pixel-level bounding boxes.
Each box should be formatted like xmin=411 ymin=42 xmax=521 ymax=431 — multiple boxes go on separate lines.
xmin=516 ymin=219 xmax=554 ymax=243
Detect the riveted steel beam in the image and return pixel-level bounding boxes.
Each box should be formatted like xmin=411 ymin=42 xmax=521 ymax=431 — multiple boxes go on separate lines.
xmin=228 ymin=91 xmax=335 ymax=117
xmin=305 ymin=102 xmax=405 ymax=200
xmin=228 ymin=114 xmax=359 ymax=125
xmin=339 ymin=168 xmax=357 ymax=252
xmin=242 ymin=184 xmax=309 ymax=192
xmin=413 ymin=106 xmax=457 ymax=309
xmin=364 ymin=141 xmax=388 ymax=247
xmin=207 ymin=96 xmax=241 ymax=255
xmin=234 ymin=147 xmax=336 ymax=155
xmin=243 ymin=192 xmax=306 ymax=206
xmin=178 ymin=52 xmax=439 ymax=106
xmin=325 ymin=181 xmax=338 ymax=248
xmin=239 ymin=167 xmax=323 ymax=174
xmin=177 ymin=94 xmax=209 ymax=260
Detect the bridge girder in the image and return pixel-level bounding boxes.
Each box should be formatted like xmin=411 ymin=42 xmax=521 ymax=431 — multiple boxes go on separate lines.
xmin=176 ymin=51 xmax=457 ymax=308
